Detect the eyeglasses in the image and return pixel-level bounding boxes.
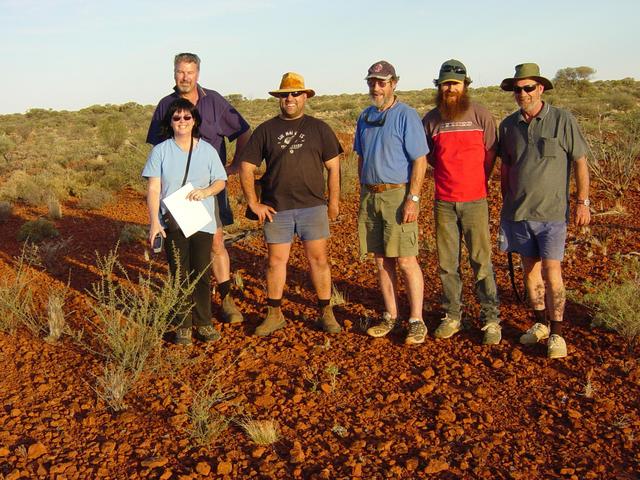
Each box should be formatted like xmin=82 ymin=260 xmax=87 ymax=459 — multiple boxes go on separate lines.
xmin=440 ymin=65 xmax=466 ymax=75
xmin=364 ymin=109 xmax=389 ymax=127
xmin=513 ymin=84 xmax=538 ymax=94
xmin=367 ymin=78 xmax=391 ymax=88
xmin=172 ymin=114 xmax=193 ymax=122
xmin=275 ymin=91 xmax=304 ymax=99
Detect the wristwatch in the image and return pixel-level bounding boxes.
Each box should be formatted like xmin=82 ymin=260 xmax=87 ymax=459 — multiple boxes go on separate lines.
xmin=577 ymin=198 xmax=590 ymax=207
xmin=408 ymin=194 xmax=420 ymax=202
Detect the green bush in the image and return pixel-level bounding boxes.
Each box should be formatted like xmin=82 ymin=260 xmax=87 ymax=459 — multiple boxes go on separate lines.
xmin=79 ymin=186 xmax=113 ymax=210
xmin=583 ymin=256 xmax=640 ymax=352
xmin=98 ymin=117 xmax=128 ymax=151
xmin=17 ymin=218 xmax=59 ymax=243
xmin=119 ymin=223 xmax=146 ymax=244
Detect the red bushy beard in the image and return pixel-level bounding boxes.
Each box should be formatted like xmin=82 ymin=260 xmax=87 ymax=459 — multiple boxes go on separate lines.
xmin=435 ymin=87 xmax=471 ymax=121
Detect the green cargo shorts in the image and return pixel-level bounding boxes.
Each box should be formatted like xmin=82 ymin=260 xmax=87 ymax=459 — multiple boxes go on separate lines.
xmin=357 ymin=186 xmax=419 ymax=258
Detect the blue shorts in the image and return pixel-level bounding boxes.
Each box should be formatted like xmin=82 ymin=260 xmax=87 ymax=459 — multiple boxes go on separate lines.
xmin=499 ymin=220 xmax=567 ymax=260
xmin=264 ymin=205 xmax=329 ymax=244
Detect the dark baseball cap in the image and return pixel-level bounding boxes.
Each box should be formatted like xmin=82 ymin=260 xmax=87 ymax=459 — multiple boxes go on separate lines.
xmin=434 ymin=59 xmax=471 ymax=86
xmin=365 ymin=60 xmax=398 ymax=80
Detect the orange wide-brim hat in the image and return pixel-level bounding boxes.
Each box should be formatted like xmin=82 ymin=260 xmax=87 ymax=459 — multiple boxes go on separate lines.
xmin=268 ymin=72 xmax=315 ymax=98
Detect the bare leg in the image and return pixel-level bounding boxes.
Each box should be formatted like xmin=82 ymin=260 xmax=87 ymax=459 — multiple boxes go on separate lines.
xmin=374 ymin=254 xmax=399 ymax=318
xmin=541 ymin=259 xmax=565 ymax=322
xmin=523 ymin=256 xmax=545 ymax=312
xmin=266 ymin=243 xmax=292 ymax=299
xmin=211 ymin=228 xmax=230 ymax=284
xmin=397 ymin=256 xmax=424 ymax=320
xmin=302 ymin=238 xmax=332 ymax=300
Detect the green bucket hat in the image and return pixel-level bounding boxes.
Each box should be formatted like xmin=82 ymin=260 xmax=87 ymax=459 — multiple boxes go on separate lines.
xmin=500 ymin=63 xmax=554 ymax=91
xmin=434 ymin=59 xmax=472 ymax=86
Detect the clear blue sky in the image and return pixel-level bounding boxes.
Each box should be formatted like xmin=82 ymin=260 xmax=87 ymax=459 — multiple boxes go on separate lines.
xmin=1 ymin=0 xmax=638 ymax=114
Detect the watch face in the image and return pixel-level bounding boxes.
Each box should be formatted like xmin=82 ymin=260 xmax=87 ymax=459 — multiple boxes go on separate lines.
xmin=410 ymin=195 xmax=419 ymax=202
xmin=580 ymin=199 xmax=590 ymax=207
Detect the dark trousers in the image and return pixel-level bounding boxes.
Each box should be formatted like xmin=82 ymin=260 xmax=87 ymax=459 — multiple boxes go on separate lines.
xmin=164 ymin=230 xmax=213 ymax=328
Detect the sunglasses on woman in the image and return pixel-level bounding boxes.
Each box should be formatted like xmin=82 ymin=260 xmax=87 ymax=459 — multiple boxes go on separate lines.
xmin=172 ymin=114 xmax=193 ymax=122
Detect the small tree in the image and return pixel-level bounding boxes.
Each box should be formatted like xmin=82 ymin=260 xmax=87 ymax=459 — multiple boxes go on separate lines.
xmin=554 ymin=66 xmax=596 ymax=85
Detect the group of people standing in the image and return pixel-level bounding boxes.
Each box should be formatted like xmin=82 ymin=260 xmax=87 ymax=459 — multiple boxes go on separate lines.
xmin=142 ymin=53 xmax=590 ymax=360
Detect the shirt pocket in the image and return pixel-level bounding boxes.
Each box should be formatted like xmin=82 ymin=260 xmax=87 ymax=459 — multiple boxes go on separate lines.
xmin=539 ymin=137 xmax=559 ymax=158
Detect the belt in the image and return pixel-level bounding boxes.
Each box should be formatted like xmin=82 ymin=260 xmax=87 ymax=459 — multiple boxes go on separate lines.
xmin=364 ymin=183 xmax=406 ymax=193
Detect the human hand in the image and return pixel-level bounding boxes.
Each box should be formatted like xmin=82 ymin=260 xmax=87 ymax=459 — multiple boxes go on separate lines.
xmin=574 ymin=204 xmax=591 ymax=227
xmin=328 ymin=203 xmax=339 ymax=221
xmin=402 ymin=198 xmax=419 ymax=223
xmin=249 ymin=203 xmax=277 ymax=223
xmin=186 ymin=188 xmax=207 ymax=201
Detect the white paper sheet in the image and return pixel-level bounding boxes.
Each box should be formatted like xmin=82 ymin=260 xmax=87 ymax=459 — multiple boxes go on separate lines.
xmin=162 ymin=183 xmax=214 ymax=238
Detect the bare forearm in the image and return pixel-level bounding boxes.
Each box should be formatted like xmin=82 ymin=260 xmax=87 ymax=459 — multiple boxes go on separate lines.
xmin=204 ymin=179 xmax=226 ymax=197
xmin=408 ymin=156 xmax=427 ymax=195
xmin=574 ymin=157 xmax=590 ymax=199
xmin=239 ymin=162 xmax=259 ymax=206
xmin=227 ymin=129 xmax=252 ymax=175
xmin=484 ymin=148 xmax=497 ymax=180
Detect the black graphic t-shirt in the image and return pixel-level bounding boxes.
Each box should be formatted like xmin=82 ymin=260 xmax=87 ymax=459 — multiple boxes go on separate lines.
xmin=240 ymin=115 xmax=343 ymax=211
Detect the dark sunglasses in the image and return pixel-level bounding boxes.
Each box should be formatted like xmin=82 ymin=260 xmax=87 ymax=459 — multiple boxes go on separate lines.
xmin=513 ymin=84 xmax=538 ymax=94
xmin=367 ymin=78 xmax=391 ymax=88
xmin=172 ymin=114 xmax=193 ymax=122
xmin=364 ymin=108 xmax=389 ymax=127
xmin=275 ymin=91 xmax=304 ymax=98
xmin=440 ymin=65 xmax=466 ymax=75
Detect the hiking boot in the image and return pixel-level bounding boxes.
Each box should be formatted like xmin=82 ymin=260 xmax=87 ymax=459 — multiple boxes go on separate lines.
xmin=405 ymin=319 xmax=427 ymax=345
xmin=319 ymin=305 xmax=342 ymax=334
xmin=366 ymin=312 xmax=396 ymax=338
xmin=481 ymin=322 xmax=502 ymax=345
xmin=194 ymin=325 xmax=221 ymax=343
xmin=520 ymin=322 xmax=550 ymax=345
xmin=221 ymin=294 xmax=244 ymax=324
xmin=434 ymin=314 xmax=461 ymax=339
xmin=547 ymin=334 xmax=568 ymax=359
xmin=255 ymin=306 xmax=286 ymax=337
xmin=174 ymin=327 xmax=192 ymax=345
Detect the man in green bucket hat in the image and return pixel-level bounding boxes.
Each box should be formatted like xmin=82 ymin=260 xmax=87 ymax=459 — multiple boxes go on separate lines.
xmin=497 ymin=63 xmax=591 ymax=359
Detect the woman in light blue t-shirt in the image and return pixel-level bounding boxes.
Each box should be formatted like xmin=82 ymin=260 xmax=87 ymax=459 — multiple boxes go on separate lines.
xmin=142 ymin=98 xmax=227 ymax=345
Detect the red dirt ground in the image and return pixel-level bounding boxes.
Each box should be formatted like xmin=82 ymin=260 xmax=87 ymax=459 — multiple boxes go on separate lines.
xmin=0 ymin=175 xmax=639 ymax=479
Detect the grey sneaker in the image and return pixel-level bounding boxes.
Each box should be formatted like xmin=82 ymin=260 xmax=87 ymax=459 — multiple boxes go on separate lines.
xmin=255 ymin=306 xmax=286 ymax=337
xmin=481 ymin=322 xmax=502 ymax=345
xmin=434 ymin=314 xmax=461 ymax=339
xmin=520 ymin=322 xmax=550 ymax=345
xmin=366 ymin=312 xmax=396 ymax=338
xmin=174 ymin=327 xmax=192 ymax=345
xmin=547 ymin=334 xmax=568 ymax=359
xmin=221 ymin=294 xmax=244 ymax=324
xmin=405 ymin=319 xmax=427 ymax=345
xmin=194 ymin=325 xmax=221 ymax=343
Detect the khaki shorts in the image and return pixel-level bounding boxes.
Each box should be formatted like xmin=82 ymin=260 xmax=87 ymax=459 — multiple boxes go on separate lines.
xmin=357 ymin=186 xmax=419 ymax=258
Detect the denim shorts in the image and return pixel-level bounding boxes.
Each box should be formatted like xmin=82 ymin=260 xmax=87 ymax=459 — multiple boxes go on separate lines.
xmin=499 ymin=219 xmax=567 ymax=260
xmin=263 ymin=205 xmax=329 ymax=244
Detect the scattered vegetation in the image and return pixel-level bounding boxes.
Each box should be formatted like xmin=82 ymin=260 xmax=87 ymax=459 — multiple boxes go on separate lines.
xmin=17 ymin=218 xmax=59 ymax=243
xmin=87 ymin=247 xmax=198 ymax=410
xmin=0 ymin=250 xmax=38 ymax=333
xmin=47 ymin=196 xmax=63 ymax=219
xmin=330 ymin=283 xmax=346 ymax=307
xmin=236 ymin=417 xmax=280 ymax=445
xmin=187 ymin=375 xmax=231 ymax=445
xmin=45 ymin=291 xmax=66 ymax=344
xmin=78 ymin=186 xmax=113 ymax=210
xmin=0 ymin=200 xmax=11 ymax=221
xmin=119 ymin=223 xmax=146 ymax=244
xmin=582 ymin=256 xmax=640 ymax=353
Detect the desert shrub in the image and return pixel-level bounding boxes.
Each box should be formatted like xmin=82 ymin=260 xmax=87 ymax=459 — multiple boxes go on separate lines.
xmin=341 ymin=151 xmax=360 ymax=197
xmin=47 ymin=196 xmax=63 ymax=219
xmin=87 ymin=247 xmax=198 ymax=410
xmin=24 ymin=237 xmax=72 ymax=274
xmin=17 ymin=218 xmax=59 ymax=243
xmin=188 ymin=375 xmax=231 ymax=445
xmin=583 ymin=256 xmax=640 ymax=352
xmin=0 ymin=201 xmax=11 ymax=222
xmin=79 ymin=186 xmax=113 ymax=210
xmin=606 ymin=92 xmax=636 ymax=112
xmin=0 ymin=170 xmax=46 ymax=205
xmin=45 ymin=291 xmax=66 ymax=343
xmin=119 ymin=223 xmax=147 ymax=244
xmin=237 ymin=417 xmax=280 ymax=445
xmin=0 ymin=134 xmax=15 ymax=160
xmin=588 ymin=111 xmax=640 ymax=197
xmin=98 ymin=117 xmax=128 ymax=151
xmin=0 ymin=250 xmax=39 ymax=334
